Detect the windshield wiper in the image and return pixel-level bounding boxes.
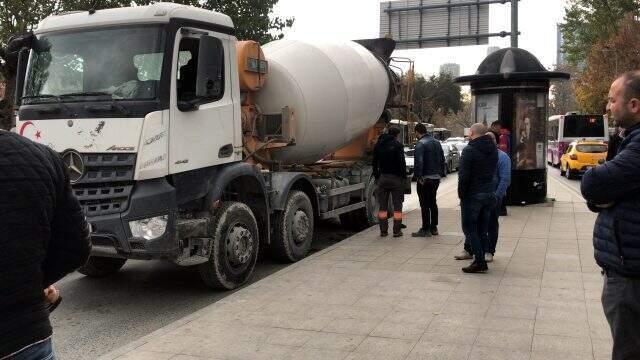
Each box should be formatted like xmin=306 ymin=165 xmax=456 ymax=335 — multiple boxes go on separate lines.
xmin=60 ymin=91 xmax=113 ymax=98
xmin=21 ymin=94 xmax=72 ymax=115
xmin=22 ymin=94 xmax=63 ymax=102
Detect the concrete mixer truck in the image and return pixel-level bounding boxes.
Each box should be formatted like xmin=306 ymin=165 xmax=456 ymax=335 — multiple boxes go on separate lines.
xmin=11 ymin=2 xmax=411 ymax=289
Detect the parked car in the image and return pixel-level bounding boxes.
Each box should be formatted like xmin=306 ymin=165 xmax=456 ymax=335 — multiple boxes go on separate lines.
xmin=446 ymin=143 xmax=460 ymax=172
xmin=404 ymin=147 xmax=415 ymax=177
xmin=441 ymin=142 xmax=460 ymax=174
xmin=560 ymin=140 xmax=608 ymax=179
xmin=446 ymin=137 xmax=468 ymax=154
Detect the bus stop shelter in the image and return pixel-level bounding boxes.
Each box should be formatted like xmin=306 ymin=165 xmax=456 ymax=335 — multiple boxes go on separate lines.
xmin=456 ymin=48 xmax=569 ymax=205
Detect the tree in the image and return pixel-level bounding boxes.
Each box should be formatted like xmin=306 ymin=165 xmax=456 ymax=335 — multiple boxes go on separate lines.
xmin=549 ymin=63 xmax=578 ymax=115
xmin=440 ymin=99 xmax=473 ymax=136
xmin=575 ymin=14 xmax=640 ymax=113
xmin=560 ymin=0 xmax=639 ymax=65
xmin=413 ymin=72 xmax=463 ymax=122
xmin=0 ymin=0 xmax=293 ymax=129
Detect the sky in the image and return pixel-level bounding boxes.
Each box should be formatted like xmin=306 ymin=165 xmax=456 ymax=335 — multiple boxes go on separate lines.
xmin=273 ymin=0 xmax=569 ymax=78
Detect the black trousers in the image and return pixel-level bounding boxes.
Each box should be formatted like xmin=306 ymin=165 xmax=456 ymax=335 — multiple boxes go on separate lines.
xmin=377 ymin=174 xmax=404 ymax=233
xmin=417 ymin=178 xmax=440 ymax=231
xmin=602 ymin=272 xmax=640 ymax=359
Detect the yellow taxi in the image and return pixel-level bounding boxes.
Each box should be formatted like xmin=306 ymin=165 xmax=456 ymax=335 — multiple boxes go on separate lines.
xmin=560 ymin=140 xmax=608 ymax=179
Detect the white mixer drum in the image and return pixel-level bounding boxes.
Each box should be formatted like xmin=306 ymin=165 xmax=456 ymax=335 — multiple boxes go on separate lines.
xmin=255 ymin=39 xmax=390 ymax=164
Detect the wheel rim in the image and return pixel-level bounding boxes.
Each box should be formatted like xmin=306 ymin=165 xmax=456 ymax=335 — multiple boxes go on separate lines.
xmin=225 ymin=223 xmax=253 ymax=267
xmin=291 ymin=209 xmax=310 ymax=244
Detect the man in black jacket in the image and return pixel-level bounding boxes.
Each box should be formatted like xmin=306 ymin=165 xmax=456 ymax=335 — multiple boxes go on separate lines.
xmin=581 ymin=71 xmax=640 ymax=359
xmin=411 ymin=123 xmax=445 ymax=237
xmin=455 ymin=123 xmax=497 ymax=273
xmin=0 ymin=131 xmax=91 ymax=359
xmin=372 ymin=126 xmax=407 ymax=237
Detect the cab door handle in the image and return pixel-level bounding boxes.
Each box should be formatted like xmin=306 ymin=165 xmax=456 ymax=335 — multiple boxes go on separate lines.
xmin=219 ymin=144 xmax=233 ymax=158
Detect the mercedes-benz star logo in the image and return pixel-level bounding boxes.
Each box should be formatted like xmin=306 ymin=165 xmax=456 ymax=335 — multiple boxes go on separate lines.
xmin=62 ymin=151 xmax=85 ymax=183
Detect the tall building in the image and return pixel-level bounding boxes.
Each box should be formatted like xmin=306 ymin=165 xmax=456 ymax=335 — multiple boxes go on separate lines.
xmin=487 ymin=46 xmax=500 ymax=56
xmin=556 ymin=24 xmax=565 ymax=65
xmin=440 ymin=63 xmax=460 ymax=78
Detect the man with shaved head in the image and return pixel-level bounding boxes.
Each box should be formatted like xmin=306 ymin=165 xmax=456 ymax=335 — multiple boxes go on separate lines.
xmin=455 ymin=123 xmax=497 ymax=273
xmin=581 ymin=70 xmax=640 ymax=359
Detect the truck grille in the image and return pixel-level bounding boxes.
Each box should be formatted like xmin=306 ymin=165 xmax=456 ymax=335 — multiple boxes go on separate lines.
xmin=72 ymin=153 xmax=136 ymax=217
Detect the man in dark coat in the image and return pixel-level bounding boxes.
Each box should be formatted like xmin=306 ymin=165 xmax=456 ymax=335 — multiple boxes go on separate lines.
xmin=581 ymin=70 xmax=640 ymax=360
xmin=0 ymin=131 xmax=91 ymax=359
xmin=372 ymin=126 xmax=407 ymax=237
xmin=455 ymin=123 xmax=498 ymax=273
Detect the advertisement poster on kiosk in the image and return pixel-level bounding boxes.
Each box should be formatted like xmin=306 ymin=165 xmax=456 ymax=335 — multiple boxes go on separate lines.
xmin=514 ymin=93 xmax=546 ymax=170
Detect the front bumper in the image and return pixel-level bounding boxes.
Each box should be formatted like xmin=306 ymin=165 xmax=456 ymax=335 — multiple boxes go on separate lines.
xmin=87 ymin=178 xmax=179 ymax=260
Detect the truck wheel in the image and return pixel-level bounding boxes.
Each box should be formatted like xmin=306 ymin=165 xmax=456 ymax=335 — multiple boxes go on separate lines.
xmin=199 ymin=202 xmax=259 ymax=290
xmin=78 ymin=257 xmax=127 ymax=277
xmin=271 ymin=191 xmax=314 ymax=262
xmin=340 ymin=176 xmax=377 ymax=231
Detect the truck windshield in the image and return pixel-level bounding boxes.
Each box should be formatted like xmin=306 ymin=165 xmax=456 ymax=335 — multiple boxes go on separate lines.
xmin=24 ymin=26 xmax=165 ymax=104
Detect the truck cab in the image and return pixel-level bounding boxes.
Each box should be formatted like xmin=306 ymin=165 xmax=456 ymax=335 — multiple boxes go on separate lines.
xmin=16 ymin=3 xmax=258 ymax=283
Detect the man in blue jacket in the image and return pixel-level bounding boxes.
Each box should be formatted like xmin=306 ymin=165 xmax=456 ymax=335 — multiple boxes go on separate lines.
xmin=455 ymin=123 xmax=497 ymax=273
xmin=486 ymin=132 xmax=511 ymax=263
xmin=411 ymin=123 xmax=445 ymax=237
xmin=581 ymin=71 xmax=640 ymax=359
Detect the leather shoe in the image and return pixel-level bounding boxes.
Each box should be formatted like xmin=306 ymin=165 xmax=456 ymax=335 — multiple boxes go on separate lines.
xmin=462 ymin=261 xmax=488 ymax=273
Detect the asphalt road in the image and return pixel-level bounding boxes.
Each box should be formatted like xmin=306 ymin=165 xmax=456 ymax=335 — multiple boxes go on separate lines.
xmin=50 ymin=174 xmax=461 ymax=360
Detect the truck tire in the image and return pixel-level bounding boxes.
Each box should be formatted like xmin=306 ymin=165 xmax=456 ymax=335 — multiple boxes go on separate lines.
xmin=78 ymin=257 xmax=127 ymax=277
xmin=271 ymin=191 xmax=314 ymax=262
xmin=199 ymin=201 xmax=259 ymax=290
xmin=340 ymin=177 xmax=378 ymax=231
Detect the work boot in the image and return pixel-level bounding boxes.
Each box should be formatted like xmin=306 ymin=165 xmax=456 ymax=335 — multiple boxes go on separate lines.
xmin=462 ymin=261 xmax=488 ymax=273
xmin=430 ymin=226 xmax=439 ymax=236
xmin=454 ymin=250 xmax=473 ymax=260
xmin=379 ymin=219 xmax=389 ymax=237
xmin=393 ymin=220 xmax=403 ymax=237
xmin=411 ymin=228 xmax=431 ymax=237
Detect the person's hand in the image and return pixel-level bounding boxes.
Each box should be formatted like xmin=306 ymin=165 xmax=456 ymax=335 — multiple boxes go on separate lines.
xmin=417 ymin=176 xmax=426 ymax=185
xmin=44 ymin=285 xmax=60 ymax=304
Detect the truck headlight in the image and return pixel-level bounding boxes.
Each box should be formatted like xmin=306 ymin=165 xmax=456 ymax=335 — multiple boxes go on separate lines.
xmin=129 ymin=215 xmax=168 ymax=240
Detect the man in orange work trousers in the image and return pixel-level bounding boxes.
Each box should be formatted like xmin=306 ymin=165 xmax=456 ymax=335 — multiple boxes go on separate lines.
xmin=372 ymin=126 xmax=407 ymax=237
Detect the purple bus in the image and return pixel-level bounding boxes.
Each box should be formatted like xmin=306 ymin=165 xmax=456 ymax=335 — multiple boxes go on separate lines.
xmin=547 ymin=113 xmax=609 ymax=167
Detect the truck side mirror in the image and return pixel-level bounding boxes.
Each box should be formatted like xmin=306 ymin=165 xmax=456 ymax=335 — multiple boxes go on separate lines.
xmin=14 ymin=48 xmax=30 ymax=106
xmin=196 ymin=35 xmax=223 ymax=99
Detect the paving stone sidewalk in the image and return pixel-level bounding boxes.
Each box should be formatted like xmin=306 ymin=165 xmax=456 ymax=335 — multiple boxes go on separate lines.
xmin=102 ymin=178 xmax=612 ymax=360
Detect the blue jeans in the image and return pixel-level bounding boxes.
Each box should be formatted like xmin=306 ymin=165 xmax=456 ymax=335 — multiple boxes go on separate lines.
xmin=11 ymin=338 xmax=55 ymax=360
xmin=487 ymin=197 xmax=502 ymax=255
xmin=461 ymin=193 xmax=495 ymax=263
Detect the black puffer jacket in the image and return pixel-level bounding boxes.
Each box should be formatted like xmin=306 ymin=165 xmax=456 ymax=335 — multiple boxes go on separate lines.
xmin=581 ymin=122 xmax=640 ymax=276
xmin=372 ymin=134 xmax=406 ymax=179
xmin=458 ymin=135 xmax=498 ymax=200
xmin=0 ymin=131 xmax=91 ymax=358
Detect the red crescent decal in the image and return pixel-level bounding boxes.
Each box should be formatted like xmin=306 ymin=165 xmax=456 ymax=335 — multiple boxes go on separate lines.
xmin=19 ymin=121 xmax=34 ymax=136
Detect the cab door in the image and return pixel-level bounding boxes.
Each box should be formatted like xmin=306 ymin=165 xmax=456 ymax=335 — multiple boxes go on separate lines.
xmin=168 ymin=27 xmax=240 ymax=174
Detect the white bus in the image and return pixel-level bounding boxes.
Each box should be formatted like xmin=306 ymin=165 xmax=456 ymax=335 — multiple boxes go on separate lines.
xmin=547 ymin=113 xmax=609 ymax=166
